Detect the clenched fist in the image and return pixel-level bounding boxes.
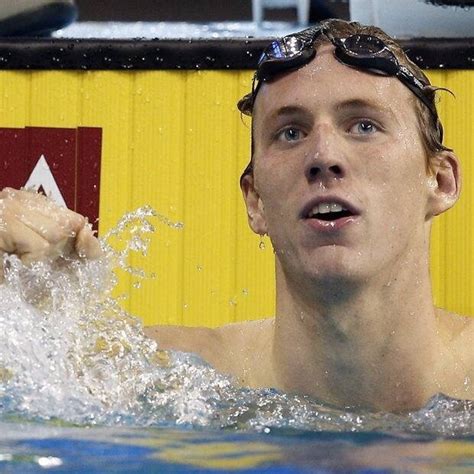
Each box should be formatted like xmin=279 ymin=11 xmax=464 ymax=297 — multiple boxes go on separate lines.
xmin=0 ymin=187 xmax=102 ymax=280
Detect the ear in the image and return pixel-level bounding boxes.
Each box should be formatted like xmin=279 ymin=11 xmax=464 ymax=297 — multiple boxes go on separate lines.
xmin=427 ymin=151 xmax=461 ymax=217
xmin=240 ymin=173 xmax=268 ymax=235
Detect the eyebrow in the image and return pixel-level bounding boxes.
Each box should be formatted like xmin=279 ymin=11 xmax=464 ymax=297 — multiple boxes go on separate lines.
xmin=265 ymin=105 xmax=313 ymax=123
xmin=335 ymin=98 xmax=399 ymax=121
xmin=261 ymin=97 xmax=400 ymax=132
xmin=267 ymin=99 xmax=397 ymax=118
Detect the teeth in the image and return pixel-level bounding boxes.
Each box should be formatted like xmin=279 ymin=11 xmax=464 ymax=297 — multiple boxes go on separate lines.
xmin=309 ymin=203 xmax=347 ymax=217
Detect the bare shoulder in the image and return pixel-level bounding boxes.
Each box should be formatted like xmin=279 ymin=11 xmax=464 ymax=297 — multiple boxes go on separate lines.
xmin=436 ymin=308 xmax=474 ymax=338
xmin=144 ymin=318 xmax=273 ymax=354
xmin=215 ymin=318 xmax=274 ymax=346
xmin=144 ymin=318 xmax=275 ymax=385
xmin=453 ymin=314 xmax=474 ymax=366
xmin=144 ymin=324 xmax=223 ymax=364
xmin=436 ymin=308 xmax=474 ymax=366
xmin=214 ymin=318 xmax=276 ymax=385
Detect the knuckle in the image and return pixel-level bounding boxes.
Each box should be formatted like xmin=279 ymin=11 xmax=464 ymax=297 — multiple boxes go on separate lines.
xmin=1 ymin=187 xmax=15 ymax=196
xmin=25 ymin=239 xmax=49 ymax=257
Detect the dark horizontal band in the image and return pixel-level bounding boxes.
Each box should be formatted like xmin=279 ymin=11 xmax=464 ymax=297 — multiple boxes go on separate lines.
xmin=0 ymin=37 xmax=471 ymax=70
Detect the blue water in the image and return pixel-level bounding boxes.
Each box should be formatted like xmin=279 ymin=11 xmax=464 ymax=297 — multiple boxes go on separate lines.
xmin=0 ymin=209 xmax=472 ymax=472
xmin=1 ymin=422 xmax=473 ymax=473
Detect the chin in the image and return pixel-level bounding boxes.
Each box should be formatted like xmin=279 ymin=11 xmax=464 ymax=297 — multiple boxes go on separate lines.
xmin=280 ymin=257 xmax=366 ymax=300
xmin=308 ymin=245 xmax=365 ymax=274
xmin=276 ymin=241 xmax=371 ymax=284
xmin=308 ymin=266 xmax=362 ymax=288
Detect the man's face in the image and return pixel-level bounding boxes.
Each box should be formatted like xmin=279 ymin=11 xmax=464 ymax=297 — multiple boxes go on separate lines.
xmin=243 ymin=43 xmax=449 ymax=289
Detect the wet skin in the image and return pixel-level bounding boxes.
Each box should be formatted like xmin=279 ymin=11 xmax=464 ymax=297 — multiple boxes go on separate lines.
xmin=148 ymin=44 xmax=473 ymax=412
xmin=0 ymin=187 xmax=101 ymax=280
xmin=0 ymin=44 xmax=472 ymax=412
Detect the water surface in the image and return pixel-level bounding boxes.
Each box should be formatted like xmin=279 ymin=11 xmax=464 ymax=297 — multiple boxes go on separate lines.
xmin=0 ymin=208 xmax=472 ymax=472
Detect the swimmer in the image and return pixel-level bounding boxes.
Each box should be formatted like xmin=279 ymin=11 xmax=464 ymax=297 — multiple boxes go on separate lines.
xmin=0 ymin=19 xmax=472 ymax=412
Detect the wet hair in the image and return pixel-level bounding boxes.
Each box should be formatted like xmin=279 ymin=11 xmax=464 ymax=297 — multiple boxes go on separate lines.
xmin=238 ymin=18 xmax=452 ymax=181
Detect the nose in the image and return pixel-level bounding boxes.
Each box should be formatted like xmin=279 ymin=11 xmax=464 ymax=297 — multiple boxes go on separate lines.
xmin=304 ymin=124 xmax=346 ymax=183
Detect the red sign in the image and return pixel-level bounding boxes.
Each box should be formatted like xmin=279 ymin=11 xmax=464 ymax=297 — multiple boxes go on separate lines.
xmin=0 ymin=126 xmax=102 ymax=231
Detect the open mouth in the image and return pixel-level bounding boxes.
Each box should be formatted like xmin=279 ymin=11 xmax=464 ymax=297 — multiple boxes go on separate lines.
xmin=306 ymin=203 xmax=354 ymax=222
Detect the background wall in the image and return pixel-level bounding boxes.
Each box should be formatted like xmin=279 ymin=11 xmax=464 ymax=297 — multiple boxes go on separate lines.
xmin=75 ymin=0 xmax=350 ymax=22
xmin=1 ymin=67 xmax=471 ymax=327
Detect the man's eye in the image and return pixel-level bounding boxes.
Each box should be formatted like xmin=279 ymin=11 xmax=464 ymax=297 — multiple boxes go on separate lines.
xmin=277 ymin=127 xmax=304 ymax=142
xmin=349 ymin=120 xmax=378 ymax=135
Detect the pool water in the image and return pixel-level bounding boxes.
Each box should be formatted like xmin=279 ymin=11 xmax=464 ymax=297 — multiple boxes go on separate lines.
xmin=0 ymin=208 xmax=472 ymax=472
xmin=1 ymin=422 xmax=473 ymax=473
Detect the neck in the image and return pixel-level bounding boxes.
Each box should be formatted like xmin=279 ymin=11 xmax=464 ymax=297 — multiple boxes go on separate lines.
xmin=271 ymin=250 xmax=444 ymax=412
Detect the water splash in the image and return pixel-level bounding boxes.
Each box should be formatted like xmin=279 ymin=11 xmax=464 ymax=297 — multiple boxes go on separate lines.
xmin=0 ymin=208 xmax=472 ymax=436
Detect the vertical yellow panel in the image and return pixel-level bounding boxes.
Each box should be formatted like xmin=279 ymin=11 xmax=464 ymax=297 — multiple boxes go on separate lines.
xmin=29 ymin=71 xmax=80 ymax=126
xmin=127 ymin=71 xmax=187 ymax=325
xmin=234 ymin=71 xmax=276 ymax=322
xmin=83 ymin=71 xmax=134 ymax=310
xmin=117 ymin=69 xmax=276 ymax=327
xmin=427 ymin=70 xmax=474 ymax=316
xmin=180 ymin=71 xmax=238 ymax=326
xmin=0 ymin=72 xmax=30 ymax=126
xmin=0 ymin=68 xmax=471 ymax=327
xmin=447 ymin=70 xmax=474 ymax=316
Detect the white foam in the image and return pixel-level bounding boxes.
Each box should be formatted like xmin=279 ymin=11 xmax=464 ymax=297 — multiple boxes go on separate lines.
xmin=0 ymin=208 xmax=471 ymax=435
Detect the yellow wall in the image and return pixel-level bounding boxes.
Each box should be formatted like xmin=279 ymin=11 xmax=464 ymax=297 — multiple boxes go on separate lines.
xmin=0 ymin=69 xmax=472 ymax=326
xmin=429 ymin=70 xmax=474 ymax=316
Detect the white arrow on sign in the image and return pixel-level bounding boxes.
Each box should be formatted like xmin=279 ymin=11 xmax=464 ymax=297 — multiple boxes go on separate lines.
xmin=24 ymin=154 xmax=67 ymax=207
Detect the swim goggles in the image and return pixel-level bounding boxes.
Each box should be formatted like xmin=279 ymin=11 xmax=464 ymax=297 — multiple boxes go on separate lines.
xmin=251 ymin=25 xmax=440 ymax=124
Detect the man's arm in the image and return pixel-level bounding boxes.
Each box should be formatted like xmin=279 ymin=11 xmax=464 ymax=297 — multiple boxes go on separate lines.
xmin=144 ymin=325 xmax=225 ymax=367
xmin=0 ymin=187 xmax=102 ymax=280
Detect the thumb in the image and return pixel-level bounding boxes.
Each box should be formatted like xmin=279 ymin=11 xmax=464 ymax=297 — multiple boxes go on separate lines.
xmin=75 ymin=225 xmax=102 ymax=259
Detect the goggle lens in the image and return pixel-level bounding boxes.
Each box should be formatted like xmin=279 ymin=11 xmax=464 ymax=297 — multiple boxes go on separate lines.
xmin=250 ymin=28 xmax=438 ymax=137
xmin=259 ymin=36 xmax=305 ymax=65
xmin=254 ymin=31 xmax=431 ymax=112
xmin=341 ymin=34 xmax=386 ymax=56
